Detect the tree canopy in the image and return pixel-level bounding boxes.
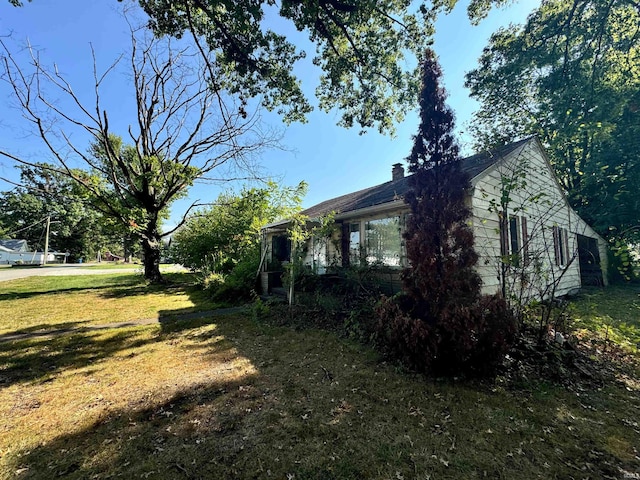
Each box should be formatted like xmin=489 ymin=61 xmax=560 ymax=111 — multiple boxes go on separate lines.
xmin=0 ymin=164 xmax=125 ymax=260
xmin=0 ymin=21 xmax=276 ymax=282
xmin=136 ymin=0 xmax=520 ymax=134
xmin=6 ymin=0 xmax=516 ymax=134
xmin=465 ymin=0 xmax=640 ymax=243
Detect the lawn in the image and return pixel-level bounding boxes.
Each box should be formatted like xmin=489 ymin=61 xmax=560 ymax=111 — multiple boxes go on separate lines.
xmin=0 ymin=275 xmax=639 ymax=479
xmin=0 ymin=273 xmax=216 ymax=336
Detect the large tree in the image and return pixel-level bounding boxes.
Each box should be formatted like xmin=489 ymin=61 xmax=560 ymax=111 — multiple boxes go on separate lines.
xmin=0 ymin=164 xmax=125 ymax=260
xmin=8 ymin=0 xmax=517 ymax=134
xmin=0 ymin=21 xmax=276 ymax=282
xmin=403 ymin=49 xmax=481 ymax=320
xmin=465 ymin=0 xmax=640 ymax=243
xmin=377 ymin=49 xmax=515 ymax=376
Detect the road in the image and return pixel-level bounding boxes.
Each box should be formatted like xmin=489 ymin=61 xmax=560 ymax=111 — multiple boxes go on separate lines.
xmin=0 ymin=264 xmax=187 ymax=283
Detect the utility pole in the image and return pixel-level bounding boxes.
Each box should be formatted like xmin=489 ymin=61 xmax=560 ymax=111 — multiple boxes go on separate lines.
xmin=43 ymin=215 xmax=50 ymax=265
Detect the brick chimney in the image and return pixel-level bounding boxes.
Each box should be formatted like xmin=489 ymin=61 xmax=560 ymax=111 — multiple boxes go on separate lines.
xmin=392 ymin=163 xmax=404 ymax=181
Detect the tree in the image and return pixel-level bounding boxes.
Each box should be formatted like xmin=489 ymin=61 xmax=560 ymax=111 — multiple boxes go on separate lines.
xmin=0 ymin=20 xmax=277 ymax=282
xmin=172 ymin=181 xmax=306 ymax=272
xmin=0 ymin=164 xmax=124 ymax=260
xmin=7 ymin=1 xmax=522 ymax=133
xmin=402 ymin=49 xmax=481 ymax=320
xmin=376 ymin=49 xmax=515 ymax=376
xmin=465 ymin=0 xmax=640 ymax=244
xmin=3 ymin=0 xmax=503 ymax=134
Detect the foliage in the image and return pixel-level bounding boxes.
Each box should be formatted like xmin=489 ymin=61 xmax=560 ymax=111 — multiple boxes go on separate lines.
xmin=137 ymin=0 xmax=429 ymax=134
xmin=201 ymin=272 xmax=225 ymax=292
xmin=607 ymin=242 xmax=639 ymax=284
xmin=375 ymin=49 xmax=516 ymax=376
xmin=210 ymin=248 xmax=262 ymax=303
xmin=172 ymin=182 xmax=306 ymax=272
xmin=402 ymin=49 xmax=481 ymax=317
xmin=465 ymin=0 xmax=640 ymax=245
xmin=283 ymin=211 xmax=336 ymax=306
xmin=0 ymin=164 xmax=125 ymax=260
xmin=0 ymin=19 xmax=277 ymax=282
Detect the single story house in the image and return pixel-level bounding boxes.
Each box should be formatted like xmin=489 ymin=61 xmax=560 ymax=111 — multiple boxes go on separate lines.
xmin=260 ymin=137 xmax=608 ymax=300
xmin=0 ymin=239 xmax=67 ymax=265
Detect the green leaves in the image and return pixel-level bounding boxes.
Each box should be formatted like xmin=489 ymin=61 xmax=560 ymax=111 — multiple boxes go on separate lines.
xmin=138 ymin=0 xmax=436 ymax=134
xmin=466 ymin=0 xmax=640 ymax=243
xmin=172 ymin=181 xmax=306 ymax=272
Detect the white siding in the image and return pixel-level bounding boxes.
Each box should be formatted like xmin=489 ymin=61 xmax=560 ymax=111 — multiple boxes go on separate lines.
xmin=471 ymin=139 xmax=607 ymax=299
xmin=261 ymin=138 xmax=608 ymax=299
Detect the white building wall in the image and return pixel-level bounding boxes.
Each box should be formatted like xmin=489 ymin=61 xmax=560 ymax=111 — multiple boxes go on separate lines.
xmin=471 ymin=139 xmax=607 ymax=298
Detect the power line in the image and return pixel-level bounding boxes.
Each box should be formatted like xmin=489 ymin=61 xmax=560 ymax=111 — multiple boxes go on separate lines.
xmin=4 ymin=216 xmax=49 ymax=237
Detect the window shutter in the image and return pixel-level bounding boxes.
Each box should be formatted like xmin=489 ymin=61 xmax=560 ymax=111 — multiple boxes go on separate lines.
xmin=553 ymin=226 xmax=560 ymax=266
xmin=521 ymin=217 xmax=529 ymax=265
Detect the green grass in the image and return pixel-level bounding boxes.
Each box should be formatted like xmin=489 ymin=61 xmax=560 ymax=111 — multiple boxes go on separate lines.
xmin=83 ymin=263 xmax=141 ymax=269
xmin=571 ymin=285 xmax=640 ymax=354
xmin=0 ymin=275 xmax=639 ymax=479
xmin=0 ymin=273 xmax=217 ymax=335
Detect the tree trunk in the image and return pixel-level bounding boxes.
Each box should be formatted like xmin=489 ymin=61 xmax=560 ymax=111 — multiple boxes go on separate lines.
xmin=141 ymin=228 xmax=164 ymax=283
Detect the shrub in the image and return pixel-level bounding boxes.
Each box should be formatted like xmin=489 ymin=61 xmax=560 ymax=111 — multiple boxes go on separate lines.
xmin=375 ymin=293 xmax=517 ymax=377
xmin=375 ymin=294 xmax=436 ymax=373
xmin=210 ymin=251 xmax=261 ymax=303
xmin=466 ymin=294 xmax=518 ymax=376
xmin=201 ymin=272 xmax=225 ymax=292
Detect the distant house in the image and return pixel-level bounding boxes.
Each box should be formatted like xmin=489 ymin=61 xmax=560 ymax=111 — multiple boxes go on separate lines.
xmin=0 ymin=239 xmax=67 ymax=265
xmin=0 ymin=239 xmax=29 ymax=252
xmin=260 ymin=137 xmax=608 ymax=300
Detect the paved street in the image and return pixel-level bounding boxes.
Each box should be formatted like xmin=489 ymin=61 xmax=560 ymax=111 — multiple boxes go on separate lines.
xmin=0 ymin=264 xmax=186 ymax=282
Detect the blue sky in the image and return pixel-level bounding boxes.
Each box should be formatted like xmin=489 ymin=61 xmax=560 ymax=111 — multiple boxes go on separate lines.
xmin=0 ymin=0 xmax=538 ymax=231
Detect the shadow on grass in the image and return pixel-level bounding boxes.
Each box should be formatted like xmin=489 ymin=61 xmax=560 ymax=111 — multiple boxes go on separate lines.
xmin=0 ymin=327 xmax=159 ymax=387
xmin=0 ymin=319 xmax=95 ymax=338
xmin=0 ymin=284 xmax=135 ymax=302
xmin=0 ymin=312 xmax=240 ymax=388
xmin=4 ymin=311 xmax=640 ymax=480
xmin=4 ymin=374 xmax=263 ymax=479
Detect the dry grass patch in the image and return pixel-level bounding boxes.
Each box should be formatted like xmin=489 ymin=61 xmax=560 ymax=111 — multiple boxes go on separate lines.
xmin=0 ymin=275 xmax=638 ymax=479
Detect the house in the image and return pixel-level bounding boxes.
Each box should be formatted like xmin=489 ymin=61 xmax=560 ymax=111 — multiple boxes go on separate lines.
xmin=0 ymin=239 xmax=67 ymax=265
xmin=260 ymin=137 xmax=608 ymax=300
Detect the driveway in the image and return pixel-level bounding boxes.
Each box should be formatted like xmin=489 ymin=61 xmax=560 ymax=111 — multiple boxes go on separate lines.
xmin=0 ymin=264 xmax=186 ymax=282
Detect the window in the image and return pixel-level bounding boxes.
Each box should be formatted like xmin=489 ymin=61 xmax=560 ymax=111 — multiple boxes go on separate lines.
xmin=500 ymin=213 xmax=528 ymax=267
xmin=271 ymin=235 xmax=291 ymax=262
xmin=553 ymin=226 xmax=570 ymax=266
xmin=349 ymin=222 xmax=361 ymax=265
xmin=365 ymin=216 xmax=402 ymax=266
xmin=509 ymin=216 xmax=520 ymax=262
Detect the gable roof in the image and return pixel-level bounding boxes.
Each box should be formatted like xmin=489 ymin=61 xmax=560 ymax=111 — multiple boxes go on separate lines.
xmin=0 ymin=239 xmax=30 ymax=252
xmin=301 ymin=137 xmax=533 ymax=219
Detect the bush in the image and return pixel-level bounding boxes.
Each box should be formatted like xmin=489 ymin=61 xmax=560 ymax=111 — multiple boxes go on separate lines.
xmin=201 ymin=272 xmax=225 ymax=292
xmin=375 ymin=293 xmax=517 ymax=377
xmin=466 ymin=294 xmax=518 ymax=376
xmin=375 ymin=294 xmax=436 ymax=373
xmin=210 ymin=252 xmax=261 ymax=303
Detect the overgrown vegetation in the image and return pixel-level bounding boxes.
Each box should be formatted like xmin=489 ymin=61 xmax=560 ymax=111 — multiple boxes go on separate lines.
xmin=373 ymin=49 xmax=516 ymax=377
xmin=172 ymin=182 xmax=306 ymax=303
xmin=0 ymin=273 xmax=638 ymax=479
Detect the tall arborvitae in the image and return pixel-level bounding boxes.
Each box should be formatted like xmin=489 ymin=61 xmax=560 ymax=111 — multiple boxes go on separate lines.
xmin=376 ymin=49 xmax=515 ymax=376
xmin=402 ymin=49 xmax=481 ymax=320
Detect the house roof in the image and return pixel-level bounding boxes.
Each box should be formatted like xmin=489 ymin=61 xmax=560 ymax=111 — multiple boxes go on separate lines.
xmin=301 ymin=137 xmax=533 ymax=219
xmin=0 ymin=239 xmax=30 ymax=252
